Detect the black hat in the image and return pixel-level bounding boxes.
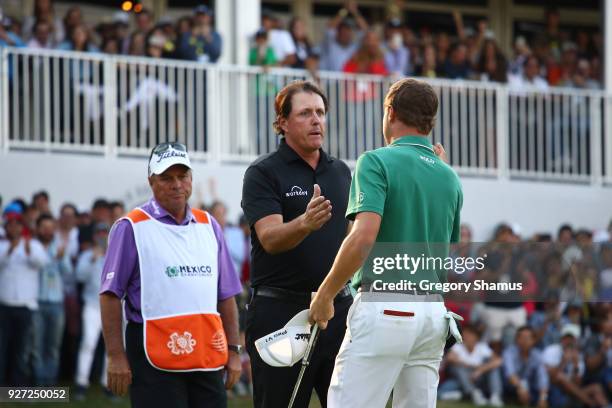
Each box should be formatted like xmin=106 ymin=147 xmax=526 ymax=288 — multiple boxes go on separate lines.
xmin=261 ymin=8 xmax=276 ymax=20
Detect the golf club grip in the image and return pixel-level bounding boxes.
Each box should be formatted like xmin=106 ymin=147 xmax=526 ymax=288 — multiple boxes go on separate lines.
xmin=303 ymin=325 xmax=320 ymax=365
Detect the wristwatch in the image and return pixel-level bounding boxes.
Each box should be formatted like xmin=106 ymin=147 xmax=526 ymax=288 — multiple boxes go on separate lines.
xmin=228 ymin=344 xmax=243 ymax=355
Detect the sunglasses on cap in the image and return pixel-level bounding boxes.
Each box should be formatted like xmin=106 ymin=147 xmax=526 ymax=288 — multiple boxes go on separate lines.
xmin=148 ymin=142 xmax=190 ymax=176
xmin=150 ymin=142 xmax=187 ymax=156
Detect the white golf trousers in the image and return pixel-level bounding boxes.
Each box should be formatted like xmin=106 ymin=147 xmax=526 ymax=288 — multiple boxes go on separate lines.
xmin=328 ymin=293 xmax=448 ymax=408
xmin=75 ymin=303 xmax=107 ymax=387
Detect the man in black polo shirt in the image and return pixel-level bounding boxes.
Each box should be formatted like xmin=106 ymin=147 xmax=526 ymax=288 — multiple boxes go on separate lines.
xmin=241 ymin=80 xmax=352 ymax=408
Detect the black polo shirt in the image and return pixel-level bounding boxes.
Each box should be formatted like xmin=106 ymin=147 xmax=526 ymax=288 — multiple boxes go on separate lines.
xmin=241 ymin=138 xmax=352 ymax=292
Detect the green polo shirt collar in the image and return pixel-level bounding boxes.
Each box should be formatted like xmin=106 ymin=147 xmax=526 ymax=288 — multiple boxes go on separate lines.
xmin=390 ymin=135 xmax=433 ymax=151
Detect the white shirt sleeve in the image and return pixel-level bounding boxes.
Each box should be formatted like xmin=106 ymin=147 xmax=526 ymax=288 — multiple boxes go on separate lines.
xmin=0 ymin=241 xmax=10 ymax=270
xmin=478 ymin=342 xmax=493 ymax=361
xmin=536 ymin=77 xmax=549 ymax=91
xmin=542 ymin=345 xmax=562 ymax=367
xmin=281 ymin=31 xmax=296 ymax=57
xmin=27 ymin=239 xmax=50 ymax=269
xmin=577 ymin=355 xmax=585 ymax=377
xmin=76 ymin=250 xmax=94 ymax=283
xmin=450 ymin=344 xmax=469 ymax=364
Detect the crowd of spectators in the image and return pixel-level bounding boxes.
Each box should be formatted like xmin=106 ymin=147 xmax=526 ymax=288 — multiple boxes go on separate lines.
xmin=0 ymin=189 xmax=611 ymax=407
xmin=0 ymin=0 xmax=603 ymax=90
xmin=250 ymin=2 xmax=603 ymax=92
xmin=438 ymin=222 xmax=612 ymax=407
xmin=0 ymin=191 xmax=252 ymax=400
xmin=0 ymin=0 xmax=223 ymax=62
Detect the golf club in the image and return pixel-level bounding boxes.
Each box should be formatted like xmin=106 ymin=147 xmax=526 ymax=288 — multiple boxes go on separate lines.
xmin=287 ymin=324 xmax=320 ymax=408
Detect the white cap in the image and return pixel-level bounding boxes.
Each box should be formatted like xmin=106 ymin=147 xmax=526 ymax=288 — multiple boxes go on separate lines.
xmin=562 ymin=246 xmax=583 ymax=269
xmin=113 ymin=11 xmax=130 ymax=25
xmin=561 ymin=323 xmax=581 ymax=339
xmin=148 ymin=145 xmax=192 ymax=177
xmin=255 ymin=309 xmax=312 ymax=367
xmin=593 ymin=229 xmax=610 ymax=243
xmin=148 ymin=34 xmax=166 ymax=48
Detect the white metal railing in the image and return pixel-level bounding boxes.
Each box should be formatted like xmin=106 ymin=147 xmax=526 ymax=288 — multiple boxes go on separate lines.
xmin=0 ymin=47 xmax=611 ymax=185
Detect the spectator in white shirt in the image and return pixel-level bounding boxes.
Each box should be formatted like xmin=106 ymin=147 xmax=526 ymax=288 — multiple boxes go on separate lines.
xmin=383 ymin=19 xmax=410 ymax=77
xmin=509 ymin=36 xmax=531 ymax=77
xmin=73 ymin=223 xmax=110 ymax=399
xmin=22 ymin=0 xmax=65 ymax=46
xmin=509 ymin=55 xmax=549 ymax=92
xmin=261 ymin=9 xmax=296 ymax=67
xmin=0 ymin=207 xmax=49 ymax=385
xmin=32 ymin=214 xmax=72 ymax=386
xmin=320 ymin=0 xmax=369 ymax=72
xmin=55 ymin=203 xmax=79 ymax=261
xmin=445 ymin=324 xmax=504 ymax=407
xmin=26 ymin=20 xmax=53 ymax=49
xmin=543 ymin=324 xmax=609 ymax=407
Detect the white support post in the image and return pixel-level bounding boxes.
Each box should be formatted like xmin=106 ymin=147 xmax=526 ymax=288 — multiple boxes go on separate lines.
xmin=206 ymin=66 xmax=221 ymax=164
xmin=605 ymin=0 xmax=612 ymax=184
xmin=606 ymin=0 xmax=612 ymax=93
xmin=496 ymin=85 xmax=509 ymax=179
xmin=0 ymin=48 xmax=8 ymax=154
xmin=590 ymin=95 xmax=603 ymax=185
xmin=42 ymin=56 xmax=51 ymax=150
xmin=237 ymin=71 xmax=250 ymax=157
xmin=103 ymin=56 xmax=118 ymax=157
xmin=215 ymin=0 xmax=260 ymax=65
xmin=234 ymin=0 xmax=261 ymax=66
xmin=215 ymin=0 xmax=234 ymax=64
xmin=604 ymin=96 xmax=612 ymax=185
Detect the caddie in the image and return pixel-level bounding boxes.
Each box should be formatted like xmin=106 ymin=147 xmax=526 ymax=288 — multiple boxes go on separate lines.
xmin=99 ymin=142 xmax=242 ymax=408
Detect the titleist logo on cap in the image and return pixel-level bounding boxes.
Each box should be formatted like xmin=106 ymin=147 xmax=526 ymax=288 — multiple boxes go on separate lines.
xmin=156 ymin=150 xmax=187 ymax=163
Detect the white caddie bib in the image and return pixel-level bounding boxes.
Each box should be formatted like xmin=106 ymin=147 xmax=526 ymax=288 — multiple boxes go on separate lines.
xmin=125 ymin=207 xmax=228 ymax=371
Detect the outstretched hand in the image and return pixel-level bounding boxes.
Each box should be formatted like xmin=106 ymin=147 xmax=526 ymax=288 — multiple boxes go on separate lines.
xmin=433 ymin=143 xmax=448 ymax=163
xmin=301 ymin=184 xmax=332 ymax=232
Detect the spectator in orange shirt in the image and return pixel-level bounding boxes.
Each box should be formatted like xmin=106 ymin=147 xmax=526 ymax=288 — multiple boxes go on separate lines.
xmin=342 ymin=30 xmax=387 ymax=75
xmin=343 ymin=31 xmax=387 ymax=103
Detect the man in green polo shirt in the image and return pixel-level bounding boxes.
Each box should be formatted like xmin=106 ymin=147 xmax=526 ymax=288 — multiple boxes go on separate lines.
xmin=309 ymin=78 xmax=463 ymax=408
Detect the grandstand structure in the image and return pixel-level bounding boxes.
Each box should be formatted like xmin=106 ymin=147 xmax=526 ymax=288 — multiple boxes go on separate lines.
xmin=1 ymin=0 xmax=611 ymax=240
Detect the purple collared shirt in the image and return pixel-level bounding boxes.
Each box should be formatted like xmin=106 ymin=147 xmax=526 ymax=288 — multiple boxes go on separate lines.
xmin=99 ymin=198 xmax=242 ymax=323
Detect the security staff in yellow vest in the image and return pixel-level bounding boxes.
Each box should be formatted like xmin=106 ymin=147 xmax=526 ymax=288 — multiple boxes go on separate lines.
xmin=100 ymin=143 xmax=243 ymax=408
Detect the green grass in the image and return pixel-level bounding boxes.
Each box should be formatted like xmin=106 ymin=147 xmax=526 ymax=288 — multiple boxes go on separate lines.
xmin=1 ymin=386 xmax=257 ymax=408
xmin=0 ymin=385 xmax=521 ymax=407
